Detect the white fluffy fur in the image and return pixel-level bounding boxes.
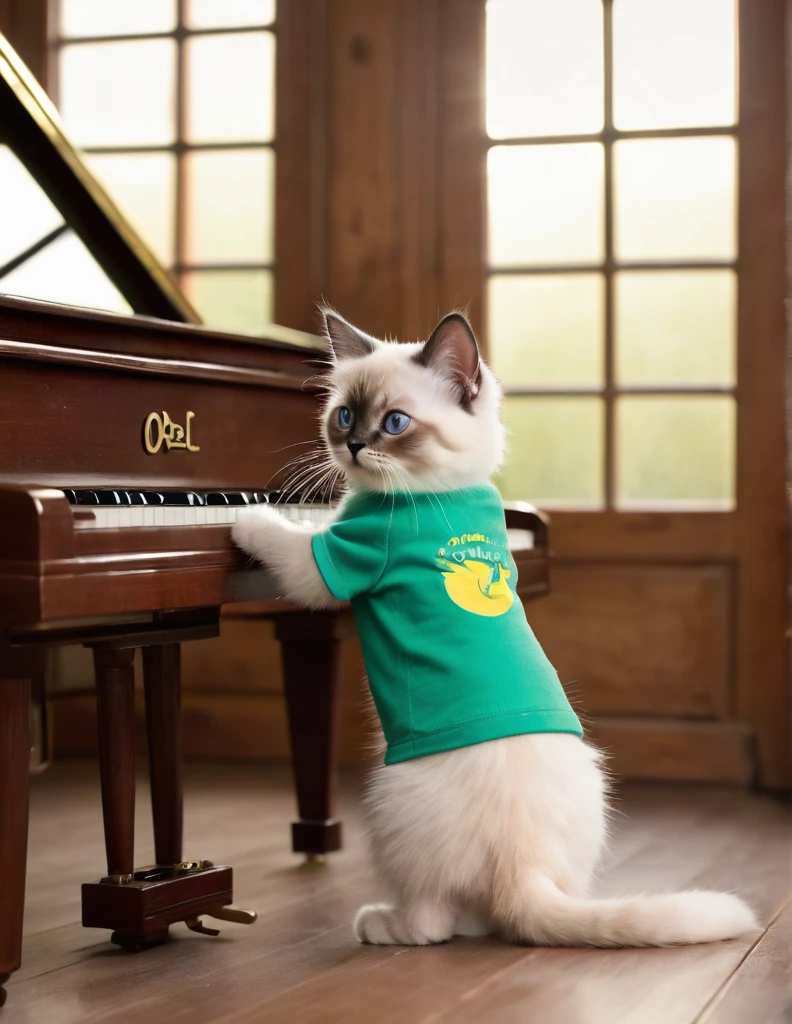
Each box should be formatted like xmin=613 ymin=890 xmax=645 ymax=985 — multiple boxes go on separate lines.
xmin=233 ymin=313 xmax=758 ymax=949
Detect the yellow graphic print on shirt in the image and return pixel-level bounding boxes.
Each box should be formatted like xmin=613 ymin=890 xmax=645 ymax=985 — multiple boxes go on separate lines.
xmin=436 ymin=530 xmax=514 ymax=617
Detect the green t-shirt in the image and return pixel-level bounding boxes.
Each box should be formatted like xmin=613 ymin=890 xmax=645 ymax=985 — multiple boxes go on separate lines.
xmin=312 ymin=485 xmax=582 ymax=765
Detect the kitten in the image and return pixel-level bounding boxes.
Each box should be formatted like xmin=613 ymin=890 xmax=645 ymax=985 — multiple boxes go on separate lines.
xmin=232 ymin=309 xmax=757 ymax=948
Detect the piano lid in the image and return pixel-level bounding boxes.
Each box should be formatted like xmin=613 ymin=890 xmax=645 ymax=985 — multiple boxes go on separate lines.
xmin=0 ymin=31 xmax=199 ymax=324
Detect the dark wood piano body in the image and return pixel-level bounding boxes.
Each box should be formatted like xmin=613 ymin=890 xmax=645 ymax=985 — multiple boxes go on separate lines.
xmin=0 ymin=297 xmax=323 ymax=623
xmin=0 ymin=28 xmax=551 ymax=1008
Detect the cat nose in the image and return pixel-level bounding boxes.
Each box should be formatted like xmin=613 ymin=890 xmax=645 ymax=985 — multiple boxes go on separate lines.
xmin=347 ymin=440 xmax=366 ymax=459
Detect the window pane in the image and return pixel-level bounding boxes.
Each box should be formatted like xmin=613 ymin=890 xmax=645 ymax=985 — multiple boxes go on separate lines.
xmin=1 ymin=230 xmax=130 ymax=314
xmin=185 ymin=32 xmax=275 ymax=144
xmin=616 ymin=270 xmax=735 ymax=386
xmin=488 ymin=274 xmax=604 ymax=386
xmin=59 ymin=40 xmax=176 ymax=147
xmin=489 ymin=145 xmax=604 ymax=266
xmin=0 ymin=147 xmax=63 ymax=266
xmin=614 ymin=0 xmax=736 ymax=130
xmin=86 ymin=153 xmax=176 ymax=265
xmin=614 ymin=138 xmax=736 ymax=261
xmin=617 ymin=397 xmax=734 ymax=509
xmin=186 ymin=0 xmax=275 ymax=28
xmin=184 ymin=149 xmax=274 ymax=263
xmin=182 ymin=270 xmax=273 ymax=334
xmin=486 ymin=0 xmax=603 ymax=139
xmin=498 ymin=397 xmax=604 ymax=507
xmin=60 ymin=0 xmax=176 ymax=37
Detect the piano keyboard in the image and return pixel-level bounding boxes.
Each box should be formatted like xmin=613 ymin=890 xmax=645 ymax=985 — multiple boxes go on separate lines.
xmin=63 ymin=489 xmax=335 ymax=530
xmin=61 ymin=489 xmax=533 ymax=548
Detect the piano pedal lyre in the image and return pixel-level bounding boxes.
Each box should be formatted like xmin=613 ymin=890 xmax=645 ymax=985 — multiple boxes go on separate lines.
xmin=85 ymin=859 xmax=257 ymax=948
xmin=83 ymin=625 xmax=258 ymax=952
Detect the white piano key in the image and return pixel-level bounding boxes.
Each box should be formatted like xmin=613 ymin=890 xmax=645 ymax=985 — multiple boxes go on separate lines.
xmin=71 ymin=499 xmax=339 ymax=532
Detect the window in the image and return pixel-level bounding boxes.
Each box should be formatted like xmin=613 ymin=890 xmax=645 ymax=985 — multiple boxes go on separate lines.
xmin=486 ymin=0 xmax=737 ymax=510
xmin=53 ymin=0 xmax=276 ymax=334
xmin=0 ymin=145 xmax=130 ymax=312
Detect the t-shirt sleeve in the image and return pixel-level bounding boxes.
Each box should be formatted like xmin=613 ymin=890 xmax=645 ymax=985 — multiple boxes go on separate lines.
xmin=311 ymin=511 xmax=389 ymax=601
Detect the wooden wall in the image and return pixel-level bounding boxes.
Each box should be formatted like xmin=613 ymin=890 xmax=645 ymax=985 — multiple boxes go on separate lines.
xmin=0 ymin=0 xmax=47 ymax=83
xmin=50 ymin=624 xmax=375 ymax=767
xmin=275 ymin=0 xmax=484 ymax=342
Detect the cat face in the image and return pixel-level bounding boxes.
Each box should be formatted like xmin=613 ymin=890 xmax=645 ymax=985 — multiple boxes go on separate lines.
xmin=319 ymin=310 xmax=505 ymax=494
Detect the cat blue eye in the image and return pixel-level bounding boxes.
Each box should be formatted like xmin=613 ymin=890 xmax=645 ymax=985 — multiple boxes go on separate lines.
xmin=383 ymin=410 xmax=411 ymax=435
xmin=337 ymin=406 xmax=354 ymax=429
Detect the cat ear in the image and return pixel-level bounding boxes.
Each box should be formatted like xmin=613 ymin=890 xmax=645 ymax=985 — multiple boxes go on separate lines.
xmin=416 ymin=312 xmax=482 ymax=406
xmin=321 ymin=308 xmax=377 ymax=361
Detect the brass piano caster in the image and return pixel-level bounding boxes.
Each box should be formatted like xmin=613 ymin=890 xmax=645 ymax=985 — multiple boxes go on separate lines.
xmin=185 ymin=905 xmax=257 ymax=937
xmin=301 ymin=852 xmax=326 ymax=870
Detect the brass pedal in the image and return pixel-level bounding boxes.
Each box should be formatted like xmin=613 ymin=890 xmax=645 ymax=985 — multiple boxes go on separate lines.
xmin=206 ymin=906 xmax=257 ymax=926
xmin=185 ymin=904 xmax=257 ymax=937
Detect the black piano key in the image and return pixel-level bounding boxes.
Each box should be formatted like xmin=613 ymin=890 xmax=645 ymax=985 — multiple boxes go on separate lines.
xmin=75 ymin=490 xmax=100 ymax=505
xmin=62 ymin=489 xmax=77 ymax=504
xmin=126 ymin=491 xmax=147 ymax=505
xmin=267 ymin=491 xmax=281 ymax=504
xmin=159 ymin=492 xmax=204 ymax=506
xmin=141 ymin=491 xmax=165 ymax=506
xmin=206 ymin=492 xmax=249 ymax=506
xmin=94 ymin=490 xmax=123 ymax=505
xmin=252 ymin=492 xmax=270 ymax=504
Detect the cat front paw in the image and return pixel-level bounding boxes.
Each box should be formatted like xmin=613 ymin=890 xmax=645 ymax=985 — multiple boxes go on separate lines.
xmin=354 ymin=903 xmax=454 ymax=946
xmin=231 ymin=504 xmax=281 ymax=562
xmin=354 ymin=904 xmax=402 ymax=945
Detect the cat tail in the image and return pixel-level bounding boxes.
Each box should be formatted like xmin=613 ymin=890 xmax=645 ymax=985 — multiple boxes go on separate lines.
xmin=501 ymin=872 xmax=757 ymax=948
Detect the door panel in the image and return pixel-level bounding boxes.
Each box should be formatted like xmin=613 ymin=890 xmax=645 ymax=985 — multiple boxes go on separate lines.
xmin=528 ymin=565 xmax=731 ymax=718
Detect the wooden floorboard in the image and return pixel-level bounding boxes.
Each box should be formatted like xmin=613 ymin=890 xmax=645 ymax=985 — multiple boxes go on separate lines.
xmin=2 ymin=764 xmax=790 ymax=1024
xmin=698 ymin=899 xmax=792 ymax=1024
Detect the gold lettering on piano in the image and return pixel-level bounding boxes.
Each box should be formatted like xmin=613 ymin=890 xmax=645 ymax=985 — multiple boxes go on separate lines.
xmin=143 ymin=411 xmax=200 ymax=454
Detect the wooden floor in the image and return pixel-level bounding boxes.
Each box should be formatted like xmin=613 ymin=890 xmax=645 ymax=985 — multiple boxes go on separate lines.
xmin=4 ymin=763 xmax=791 ymax=1024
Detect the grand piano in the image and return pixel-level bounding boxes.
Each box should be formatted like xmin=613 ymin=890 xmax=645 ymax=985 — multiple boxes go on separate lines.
xmin=0 ymin=32 xmax=551 ymax=1006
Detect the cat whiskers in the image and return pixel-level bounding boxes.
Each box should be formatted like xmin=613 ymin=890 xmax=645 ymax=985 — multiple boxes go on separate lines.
xmin=279 ymin=450 xmax=336 ymax=503
xmin=264 ymin=445 xmax=328 ymax=492
xmin=388 ymin=463 xmax=419 ymax=534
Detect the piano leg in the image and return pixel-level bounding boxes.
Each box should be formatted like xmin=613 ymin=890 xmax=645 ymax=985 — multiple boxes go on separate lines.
xmin=275 ymin=612 xmax=344 ymax=860
xmin=142 ymin=645 xmax=183 ymax=866
xmin=0 ymin=644 xmax=43 ymax=1007
xmin=0 ymin=679 xmax=31 ymax=1007
xmin=88 ymin=645 xmax=155 ymax=950
xmin=92 ymin=646 xmax=137 ymax=883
